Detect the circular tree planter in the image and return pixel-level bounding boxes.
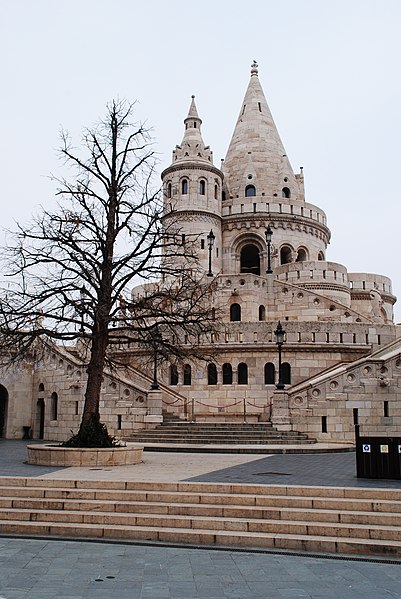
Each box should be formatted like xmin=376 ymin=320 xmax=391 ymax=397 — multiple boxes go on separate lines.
xmin=26 ymin=444 xmax=143 ymax=467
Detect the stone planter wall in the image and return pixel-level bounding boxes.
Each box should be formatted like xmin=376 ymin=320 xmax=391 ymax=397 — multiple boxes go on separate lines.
xmin=27 ymin=444 xmax=143 ymax=467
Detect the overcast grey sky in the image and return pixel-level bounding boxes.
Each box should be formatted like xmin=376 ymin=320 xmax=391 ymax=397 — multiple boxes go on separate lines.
xmin=1 ymin=0 xmax=400 ymax=318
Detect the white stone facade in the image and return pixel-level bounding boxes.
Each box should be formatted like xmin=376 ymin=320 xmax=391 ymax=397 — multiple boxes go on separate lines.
xmin=0 ymin=63 xmax=399 ymax=443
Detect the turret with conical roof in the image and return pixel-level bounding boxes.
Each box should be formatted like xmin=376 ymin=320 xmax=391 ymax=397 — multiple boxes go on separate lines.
xmin=221 ymin=62 xmax=330 ymax=273
xmin=172 ymin=96 xmax=214 ymax=165
xmin=223 ymin=61 xmax=304 ymax=204
xmin=161 ymin=96 xmax=223 ymax=277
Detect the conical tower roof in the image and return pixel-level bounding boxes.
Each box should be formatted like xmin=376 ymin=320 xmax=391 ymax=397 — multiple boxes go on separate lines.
xmin=222 ymin=62 xmax=302 ymax=202
xmin=171 ymin=95 xmax=213 ymax=166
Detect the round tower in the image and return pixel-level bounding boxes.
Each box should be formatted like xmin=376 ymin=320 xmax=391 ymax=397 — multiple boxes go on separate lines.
xmin=161 ymin=96 xmax=223 ymax=277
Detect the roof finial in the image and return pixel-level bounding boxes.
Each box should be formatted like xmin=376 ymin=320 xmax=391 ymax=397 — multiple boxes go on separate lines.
xmin=251 ymin=60 xmax=258 ymax=76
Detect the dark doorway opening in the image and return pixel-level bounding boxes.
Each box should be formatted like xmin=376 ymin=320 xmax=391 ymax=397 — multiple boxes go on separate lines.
xmin=0 ymin=385 xmax=8 ymax=438
xmin=36 ymin=399 xmax=45 ymax=440
xmin=240 ymin=244 xmax=260 ymax=275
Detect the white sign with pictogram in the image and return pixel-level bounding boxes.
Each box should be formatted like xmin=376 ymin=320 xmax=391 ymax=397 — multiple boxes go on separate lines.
xmin=380 ymin=445 xmax=389 ymax=453
xmin=362 ymin=444 xmax=371 ymax=453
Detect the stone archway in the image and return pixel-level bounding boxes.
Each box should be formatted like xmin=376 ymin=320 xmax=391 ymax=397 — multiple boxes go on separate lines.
xmin=0 ymin=385 xmax=8 ymax=438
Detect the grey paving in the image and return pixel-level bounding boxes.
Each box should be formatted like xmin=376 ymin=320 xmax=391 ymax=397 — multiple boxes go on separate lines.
xmin=186 ymin=451 xmax=401 ymax=489
xmin=0 ymin=538 xmax=400 ymax=599
xmin=0 ymin=440 xmax=63 ymax=477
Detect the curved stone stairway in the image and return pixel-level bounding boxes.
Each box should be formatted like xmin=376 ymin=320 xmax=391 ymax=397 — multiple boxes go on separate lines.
xmin=0 ymin=477 xmax=400 ymax=557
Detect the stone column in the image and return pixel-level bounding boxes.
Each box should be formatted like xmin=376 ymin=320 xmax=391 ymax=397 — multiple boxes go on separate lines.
xmin=144 ymin=389 xmax=163 ymax=428
xmin=271 ymin=390 xmax=292 ymax=431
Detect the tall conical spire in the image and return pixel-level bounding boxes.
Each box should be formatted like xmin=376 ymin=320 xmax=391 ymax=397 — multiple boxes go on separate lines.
xmin=172 ymin=95 xmax=213 ymax=165
xmin=222 ymin=62 xmax=302 ymax=202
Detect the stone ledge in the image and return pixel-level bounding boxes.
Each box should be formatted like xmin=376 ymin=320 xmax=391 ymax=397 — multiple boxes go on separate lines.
xmin=26 ymin=444 xmax=143 ymax=467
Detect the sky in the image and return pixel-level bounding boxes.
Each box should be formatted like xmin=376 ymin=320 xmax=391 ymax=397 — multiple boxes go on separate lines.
xmin=1 ymin=0 xmax=400 ymax=318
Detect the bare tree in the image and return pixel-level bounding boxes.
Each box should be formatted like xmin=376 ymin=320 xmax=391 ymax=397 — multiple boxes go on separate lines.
xmin=0 ymin=100 xmax=216 ymax=446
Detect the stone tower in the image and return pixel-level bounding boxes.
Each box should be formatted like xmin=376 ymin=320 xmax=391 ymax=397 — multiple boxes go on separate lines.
xmin=161 ymin=96 xmax=223 ymax=277
xmin=154 ymin=61 xmax=397 ymax=442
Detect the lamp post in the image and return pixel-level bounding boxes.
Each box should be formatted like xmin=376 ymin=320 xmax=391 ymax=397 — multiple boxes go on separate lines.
xmin=150 ymin=325 xmax=162 ymax=390
xmin=265 ymin=225 xmax=273 ymax=274
xmin=207 ymin=229 xmax=215 ymax=277
xmin=274 ymin=321 xmax=286 ymax=390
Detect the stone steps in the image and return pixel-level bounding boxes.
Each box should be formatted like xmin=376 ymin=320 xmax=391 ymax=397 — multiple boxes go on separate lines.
xmin=1 ymin=507 xmax=401 ymax=541
xmin=125 ymin=422 xmax=314 ymax=445
xmin=0 ymin=478 xmax=400 ymax=556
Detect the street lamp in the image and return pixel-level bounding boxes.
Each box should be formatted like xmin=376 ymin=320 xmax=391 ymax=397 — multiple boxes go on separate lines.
xmin=274 ymin=320 xmax=286 ymax=390
xmin=265 ymin=225 xmax=273 ymax=274
xmin=207 ymin=229 xmax=215 ymax=277
xmin=150 ymin=325 xmax=162 ymax=390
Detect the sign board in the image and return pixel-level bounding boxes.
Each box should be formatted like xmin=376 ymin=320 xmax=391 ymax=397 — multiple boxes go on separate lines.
xmin=362 ymin=444 xmax=371 ymax=453
xmin=380 ymin=445 xmax=389 ymax=454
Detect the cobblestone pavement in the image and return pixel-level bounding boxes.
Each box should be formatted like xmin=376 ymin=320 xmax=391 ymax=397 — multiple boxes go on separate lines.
xmin=0 ymin=538 xmax=401 ymax=599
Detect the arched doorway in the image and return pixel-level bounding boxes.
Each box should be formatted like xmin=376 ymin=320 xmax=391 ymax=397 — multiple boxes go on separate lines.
xmin=0 ymin=385 xmax=8 ymax=438
xmin=36 ymin=399 xmax=45 ymax=440
xmin=240 ymin=244 xmax=260 ymax=275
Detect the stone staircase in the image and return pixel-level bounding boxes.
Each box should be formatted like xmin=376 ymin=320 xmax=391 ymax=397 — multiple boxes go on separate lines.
xmin=125 ymin=422 xmax=316 ymax=445
xmin=0 ymin=477 xmax=400 ymax=556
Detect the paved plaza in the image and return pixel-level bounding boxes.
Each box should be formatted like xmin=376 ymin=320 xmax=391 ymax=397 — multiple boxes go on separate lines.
xmin=0 ymin=537 xmax=401 ymax=599
xmin=1 ymin=440 xmax=401 ymax=598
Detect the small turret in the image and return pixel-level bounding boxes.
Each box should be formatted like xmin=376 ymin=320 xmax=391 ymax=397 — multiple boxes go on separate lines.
xmin=172 ymin=96 xmax=213 ymax=165
xmin=161 ymin=96 xmax=223 ymax=278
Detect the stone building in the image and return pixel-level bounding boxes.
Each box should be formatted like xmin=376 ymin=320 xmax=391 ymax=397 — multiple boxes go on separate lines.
xmin=0 ymin=62 xmax=400 ymax=442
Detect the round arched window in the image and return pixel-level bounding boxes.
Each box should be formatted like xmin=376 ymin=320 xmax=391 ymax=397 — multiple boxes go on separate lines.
xmin=245 ymin=185 xmax=256 ymax=197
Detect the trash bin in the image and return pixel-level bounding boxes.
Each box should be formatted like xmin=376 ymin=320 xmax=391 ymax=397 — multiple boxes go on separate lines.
xmin=355 ymin=425 xmax=401 ymax=479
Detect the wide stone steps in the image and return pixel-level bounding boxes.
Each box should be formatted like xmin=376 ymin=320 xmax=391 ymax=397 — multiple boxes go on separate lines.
xmin=125 ymin=422 xmax=314 ymax=445
xmin=1 ymin=507 xmax=401 ymax=541
xmin=0 ymin=478 xmax=400 ymax=556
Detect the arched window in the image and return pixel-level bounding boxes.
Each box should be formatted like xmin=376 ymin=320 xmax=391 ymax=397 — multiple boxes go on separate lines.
xmin=207 ymin=363 xmax=218 ymax=385
xmin=199 ymin=180 xmax=206 ymax=195
xmin=211 ymin=307 xmax=216 ymax=321
xmin=281 ymin=363 xmax=291 ymax=385
xmin=280 ymin=246 xmax=292 ymax=265
xmin=222 ymin=190 xmax=226 ymax=201
xmin=238 ymin=363 xmax=248 ymax=385
xmin=264 ymin=363 xmax=275 ymax=385
xmin=296 ymin=248 xmax=308 ymax=262
xmin=214 ymin=184 xmax=218 ymax=200
xmin=240 ymin=244 xmax=260 ymax=275
xmin=258 ymin=305 xmax=266 ymax=321
xmin=183 ymin=364 xmax=191 ymax=386
xmin=245 ymin=185 xmax=256 ymax=197
xmin=318 ymin=251 xmax=325 ymax=261
xmin=38 ymin=383 xmax=45 ymax=392
xmin=167 ymin=182 xmax=172 ymax=198
xmin=222 ymin=363 xmax=233 ymax=385
xmin=230 ymin=303 xmax=241 ymax=322
xmin=181 ymin=179 xmax=188 ymax=195
xmin=170 ymin=365 xmax=179 ymax=386
xmin=282 ymin=187 xmax=291 ymax=198
xmin=50 ymin=392 xmax=58 ymax=421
